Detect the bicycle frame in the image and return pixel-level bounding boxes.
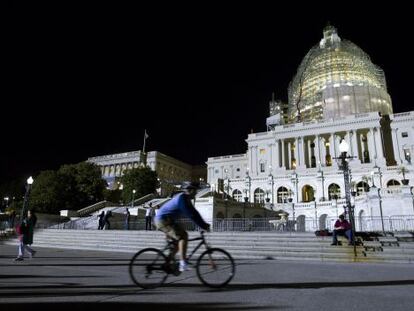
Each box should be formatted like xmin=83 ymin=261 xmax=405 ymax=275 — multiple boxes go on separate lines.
xmin=163 ymin=231 xmax=209 ymax=264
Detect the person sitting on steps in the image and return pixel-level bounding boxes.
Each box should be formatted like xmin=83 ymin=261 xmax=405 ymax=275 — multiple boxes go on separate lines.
xmin=331 ymin=214 xmax=353 ymax=246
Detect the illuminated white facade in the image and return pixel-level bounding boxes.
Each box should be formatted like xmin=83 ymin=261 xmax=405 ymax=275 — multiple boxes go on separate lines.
xmin=88 ymin=151 xmax=206 ymax=194
xmin=207 ymin=27 xmax=414 ymax=231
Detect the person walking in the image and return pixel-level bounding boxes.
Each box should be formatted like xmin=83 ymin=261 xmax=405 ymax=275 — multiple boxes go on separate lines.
xmin=145 ymin=202 xmax=154 ymax=230
xmin=125 ymin=208 xmax=130 ymax=230
xmin=104 ymin=210 xmax=112 ymax=230
xmin=14 ymin=210 xmax=36 ymax=261
xmin=97 ymin=211 xmax=105 ymax=230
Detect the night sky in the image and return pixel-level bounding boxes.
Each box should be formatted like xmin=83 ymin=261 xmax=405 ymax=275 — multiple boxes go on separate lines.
xmin=2 ymin=4 xmax=413 ymax=183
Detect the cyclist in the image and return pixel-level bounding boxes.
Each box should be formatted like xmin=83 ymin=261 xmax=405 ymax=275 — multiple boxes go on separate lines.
xmin=155 ymin=181 xmax=210 ymax=272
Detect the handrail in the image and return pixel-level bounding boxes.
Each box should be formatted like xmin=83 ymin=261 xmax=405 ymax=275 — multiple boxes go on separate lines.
xmin=77 ymin=201 xmax=111 ymax=217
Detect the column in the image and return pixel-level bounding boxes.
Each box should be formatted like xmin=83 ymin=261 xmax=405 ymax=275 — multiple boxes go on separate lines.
xmin=272 ymin=139 xmax=280 ymax=171
xmin=248 ymin=147 xmax=253 ymax=175
xmin=294 ymin=138 xmax=300 ymax=169
xmin=320 ymin=136 xmax=327 ymax=166
xmin=334 ymin=133 xmax=341 ymax=159
xmin=315 ymin=135 xmax=321 ymax=167
xmin=300 ymin=137 xmax=307 ymax=168
xmin=360 ymin=133 xmax=367 ymax=163
xmin=392 ymin=128 xmax=402 ymax=165
xmin=367 ymin=128 xmax=375 ymax=163
xmin=350 ymin=130 xmax=361 ymax=163
xmin=268 ymin=143 xmax=273 ymax=173
xmin=373 ymin=127 xmax=386 ymax=165
xmin=288 ymin=141 xmax=292 ymax=169
xmin=328 ymin=134 xmax=335 ymax=165
xmin=252 ymin=146 xmax=258 ymax=176
xmin=281 ymin=139 xmax=285 ymax=169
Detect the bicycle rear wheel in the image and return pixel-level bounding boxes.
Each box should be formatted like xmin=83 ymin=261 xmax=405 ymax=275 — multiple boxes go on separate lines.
xmin=129 ymin=248 xmax=169 ymax=289
xmin=196 ymin=248 xmax=235 ymax=288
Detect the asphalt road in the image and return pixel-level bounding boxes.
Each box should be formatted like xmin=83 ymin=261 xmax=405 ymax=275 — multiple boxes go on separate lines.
xmin=1 ymin=243 xmax=414 ymax=311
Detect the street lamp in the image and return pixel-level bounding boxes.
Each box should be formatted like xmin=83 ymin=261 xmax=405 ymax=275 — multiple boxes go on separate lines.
xmin=132 ymin=189 xmax=136 ymax=208
xmin=336 ymin=140 xmax=357 ymax=256
xmin=377 ymin=188 xmax=385 ymax=234
xmin=244 ymin=171 xmax=251 ymax=202
xmin=318 ymin=164 xmax=326 ymax=201
xmin=371 ymin=171 xmax=376 ymax=188
xmin=268 ymin=169 xmax=274 ymax=205
xmin=3 ymin=197 xmax=9 ymax=211
xmin=20 ymin=176 xmax=34 ymax=221
xmin=411 ymin=187 xmax=414 ymax=216
xmin=287 ymin=191 xmax=295 ymax=231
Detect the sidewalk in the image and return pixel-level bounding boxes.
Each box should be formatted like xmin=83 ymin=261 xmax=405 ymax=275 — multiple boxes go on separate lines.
xmin=1 ymin=243 xmax=414 ymax=311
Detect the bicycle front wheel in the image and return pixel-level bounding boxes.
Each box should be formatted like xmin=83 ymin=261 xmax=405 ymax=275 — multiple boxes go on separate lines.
xmin=196 ymin=248 xmax=235 ymax=288
xmin=129 ymin=248 xmax=169 ymax=289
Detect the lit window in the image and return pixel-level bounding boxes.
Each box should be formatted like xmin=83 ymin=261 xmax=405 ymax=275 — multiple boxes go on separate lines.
xmin=260 ymin=149 xmax=266 ymax=154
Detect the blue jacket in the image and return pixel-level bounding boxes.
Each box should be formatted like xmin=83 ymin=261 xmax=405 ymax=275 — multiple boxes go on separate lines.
xmin=155 ymin=193 xmax=209 ymax=230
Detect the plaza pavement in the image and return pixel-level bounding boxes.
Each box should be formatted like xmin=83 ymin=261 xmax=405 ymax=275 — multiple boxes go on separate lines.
xmin=1 ymin=243 xmax=414 ymax=311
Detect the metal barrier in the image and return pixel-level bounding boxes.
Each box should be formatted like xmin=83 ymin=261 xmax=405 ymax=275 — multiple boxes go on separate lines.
xmin=46 ymin=216 xmax=414 ymax=232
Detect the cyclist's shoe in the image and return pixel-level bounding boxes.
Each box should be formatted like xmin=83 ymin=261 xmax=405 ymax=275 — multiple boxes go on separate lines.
xmin=179 ymin=261 xmax=192 ymax=272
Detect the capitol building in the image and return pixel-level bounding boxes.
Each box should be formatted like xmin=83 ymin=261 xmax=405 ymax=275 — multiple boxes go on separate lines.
xmin=207 ymin=26 xmax=414 ymax=231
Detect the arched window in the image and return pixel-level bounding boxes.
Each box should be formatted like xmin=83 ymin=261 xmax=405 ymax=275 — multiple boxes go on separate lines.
xmin=277 ymin=186 xmax=290 ymax=203
xmin=356 ymin=181 xmax=369 ymax=196
xmin=328 ymin=183 xmax=341 ymax=200
xmin=216 ymin=212 xmax=224 ymax=219
xmin=254 ymin=188 xmax=265 ymax=203
xmin=232 ymin=189 xmax=243 ymax=202
xmin=301 ymin=185 xmax=315 ymax=202
xmin=387 ymin=179 xmax=401 ymax=187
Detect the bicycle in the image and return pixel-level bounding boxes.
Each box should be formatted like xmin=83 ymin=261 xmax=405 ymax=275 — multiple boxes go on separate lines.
xmin=129 ymin=231 xmax=235 ymax=289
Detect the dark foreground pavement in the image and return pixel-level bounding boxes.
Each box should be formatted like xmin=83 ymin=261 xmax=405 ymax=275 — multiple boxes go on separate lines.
xmin=1 ymin=243 xmax=414 ymax=311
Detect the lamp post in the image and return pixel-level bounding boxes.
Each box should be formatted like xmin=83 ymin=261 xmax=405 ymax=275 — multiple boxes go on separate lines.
xmin=132 ymin=189 xmax=136 ymax=208
xmin=3 ymin=197 xmax=9 ymax=211
xmin=318 ymin=165 xmax=326 ymax=201
xmin=371 ymin=171 xmax=376 ymax=188
xmin=411 ymin=187 xmax=414 ymax=216
xmin=244 ymin=171 xmax=251 ymax=203
xmin=335 ymin=140 xmax=357 ymax=256
xmin=268 ymin=169 xmax=274 ymax=205
xmin=20 ymin=176 xmax=34 ymax=221
xmin=377 ymin=188 xmax=385 ymax=234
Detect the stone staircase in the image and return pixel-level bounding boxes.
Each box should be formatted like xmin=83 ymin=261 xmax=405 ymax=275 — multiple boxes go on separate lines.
xmin=3 ymin=229 xmax=414 ymax=264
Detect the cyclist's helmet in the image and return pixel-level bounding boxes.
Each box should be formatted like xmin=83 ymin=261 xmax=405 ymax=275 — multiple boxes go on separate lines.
xmin=181 ymin=181 xmax=200 ymax=190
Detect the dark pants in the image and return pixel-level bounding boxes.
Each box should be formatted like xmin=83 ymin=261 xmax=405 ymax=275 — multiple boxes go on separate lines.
xmin=332 ymin=229 xmax=352 ymax=244
xmin=145 ymin=216 xmax=152 ymax=230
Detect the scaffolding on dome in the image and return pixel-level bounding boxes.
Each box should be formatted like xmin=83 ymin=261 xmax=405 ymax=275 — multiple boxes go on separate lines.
xmin=287 ymin=28 xmax=393 ymax=123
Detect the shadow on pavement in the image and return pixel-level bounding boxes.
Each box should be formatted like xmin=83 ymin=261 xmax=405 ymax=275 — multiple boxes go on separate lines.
xmin=0 ymin=302 xmax=278 ymax=311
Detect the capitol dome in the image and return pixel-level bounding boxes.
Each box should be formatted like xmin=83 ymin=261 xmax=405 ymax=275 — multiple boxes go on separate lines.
xmin=288 ymin=25 xmax=393 ymax=122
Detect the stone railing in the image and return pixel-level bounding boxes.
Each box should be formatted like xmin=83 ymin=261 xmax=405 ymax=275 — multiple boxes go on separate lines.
xmin=75 ymin=201 xmax=113 ymax=217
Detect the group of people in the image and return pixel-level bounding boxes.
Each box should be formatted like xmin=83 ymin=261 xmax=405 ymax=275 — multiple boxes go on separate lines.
xmin=97 ymin=210 xmax=112 ymax=230
xmin=97 ymin=202 xmax=156 ymax=231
